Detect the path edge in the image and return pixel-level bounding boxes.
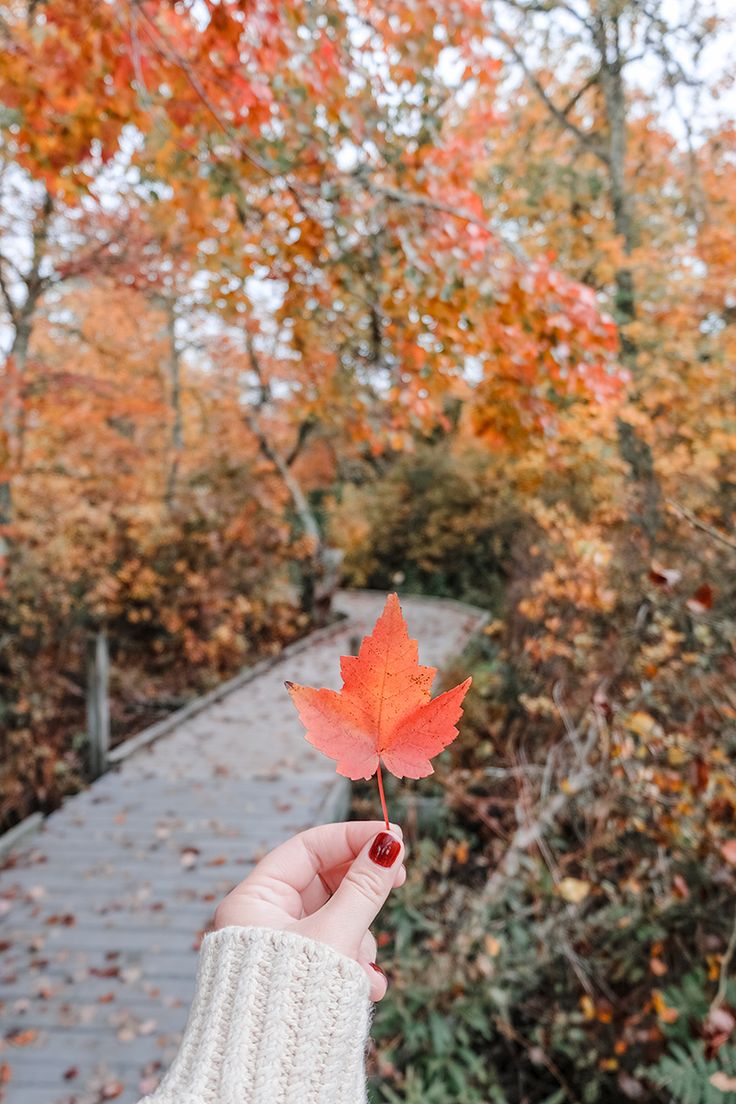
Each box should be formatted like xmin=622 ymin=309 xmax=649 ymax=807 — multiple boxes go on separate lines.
xmin=342 ymin=586 xmax=490 ymax=621
xmin=107 ymin=615 xmax=354 ymax=765
xmin=0 ymin=617 xmax=354 ymax=861
xmin=1 ymin=590 xmax=489 ymax=858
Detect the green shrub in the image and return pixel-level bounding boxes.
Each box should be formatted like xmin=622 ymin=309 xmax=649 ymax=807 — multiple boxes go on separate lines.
xmin=328 ymin=443 xmax=527 ymax=609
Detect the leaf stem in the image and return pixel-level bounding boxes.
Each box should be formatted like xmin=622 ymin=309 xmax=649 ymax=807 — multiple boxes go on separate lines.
xmin=376 ymin=760 xmax=390 ymax=830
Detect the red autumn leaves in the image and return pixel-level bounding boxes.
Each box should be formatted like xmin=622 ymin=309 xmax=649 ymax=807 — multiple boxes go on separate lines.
xmin=286 ymin=593 xmax=472 ymax=782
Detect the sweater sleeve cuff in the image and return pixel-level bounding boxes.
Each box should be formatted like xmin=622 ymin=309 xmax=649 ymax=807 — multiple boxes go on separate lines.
xmin=140 ymin=925 xmax=372 ymax=1104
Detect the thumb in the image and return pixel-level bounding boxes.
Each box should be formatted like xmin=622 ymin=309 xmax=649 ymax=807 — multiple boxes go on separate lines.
xmin=319 ymin=829 xmax=405 ymax=947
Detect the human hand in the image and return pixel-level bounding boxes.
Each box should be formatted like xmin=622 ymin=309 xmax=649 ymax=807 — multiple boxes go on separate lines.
xmin=214 ymin=820 xmax=406 ymax=1001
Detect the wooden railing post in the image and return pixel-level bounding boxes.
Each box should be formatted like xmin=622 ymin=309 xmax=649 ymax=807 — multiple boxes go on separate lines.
xmin=86 ymin=629 xmax=110 ymax=778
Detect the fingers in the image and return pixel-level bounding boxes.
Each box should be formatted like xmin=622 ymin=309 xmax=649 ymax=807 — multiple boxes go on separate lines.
xmin=359 ymin=929 xmax=377 ymax=964
xmin=317 ymin=829 xmax=405 ymax=948
xmin=245 ymin=820 xmax=403 ymax=896
xmin=367 ymin=959 xmax=388 ymax=1001
xmin=357 ymin=930 xmax=388 ymax=1001
xmin=225 ymin=822 xmax=405 ymax=993
xmin=323 ymin=855 xmax=406 ymax=895
xmin=301 ymin=854 xmax=406 ymax=916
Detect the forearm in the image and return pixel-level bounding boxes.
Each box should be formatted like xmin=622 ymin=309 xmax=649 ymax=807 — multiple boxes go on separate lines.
xmin=138 ymin=926 xmax=372 ymax=1104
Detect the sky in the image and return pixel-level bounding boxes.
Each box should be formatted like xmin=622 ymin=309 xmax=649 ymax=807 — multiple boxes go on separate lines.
xmin=486 ymin=0 xmax=736 ymax=147
xmin=615 ymin=0 xmax=735 ymax=142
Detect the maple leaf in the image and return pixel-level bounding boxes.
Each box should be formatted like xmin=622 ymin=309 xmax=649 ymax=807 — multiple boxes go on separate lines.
xmin=285 ymin=593 xmax=471 ymax=823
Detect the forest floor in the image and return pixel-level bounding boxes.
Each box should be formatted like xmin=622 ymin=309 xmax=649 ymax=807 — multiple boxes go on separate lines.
xmin=0 ymin=590 xmax=485 ymax=1104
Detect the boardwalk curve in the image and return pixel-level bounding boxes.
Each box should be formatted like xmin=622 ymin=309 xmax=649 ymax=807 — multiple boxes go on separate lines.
xmin=0 ymin=591 xmax=485 ymax=1104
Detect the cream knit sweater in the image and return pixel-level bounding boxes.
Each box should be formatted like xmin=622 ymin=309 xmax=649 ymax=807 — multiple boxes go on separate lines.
xmin=139 ymin=925 xmax=373 ymax=1104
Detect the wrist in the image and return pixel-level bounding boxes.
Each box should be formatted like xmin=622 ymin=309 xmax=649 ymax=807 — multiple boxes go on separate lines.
xmin=140 ymin=925 xmax=372 ymax=1104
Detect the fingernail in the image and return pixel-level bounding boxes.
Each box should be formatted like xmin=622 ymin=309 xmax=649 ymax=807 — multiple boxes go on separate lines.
xmin=369 ymin=831 xmax=401 ymax=868
xmin=370 ymin=961 xmax=386 ymax=977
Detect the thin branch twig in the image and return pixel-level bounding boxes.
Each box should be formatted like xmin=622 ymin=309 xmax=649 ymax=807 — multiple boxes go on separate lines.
xmin=666 ymin=498 xmax=736 ymax=554
xmin=711 ymin=903 xmax=736 ymax=1012
xmin=371 ymin=184 xmax=528 ymax=264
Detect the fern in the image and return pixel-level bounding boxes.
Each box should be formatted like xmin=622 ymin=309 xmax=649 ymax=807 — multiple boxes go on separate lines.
xmin=657 ymin=971 xmax=736 ymax=1044
xmin=646 ymin=1040 xmax=736 ymax=1104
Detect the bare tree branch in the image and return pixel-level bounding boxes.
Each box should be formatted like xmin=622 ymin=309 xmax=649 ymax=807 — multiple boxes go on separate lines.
xmin=0 ymin=256 xmax=19 ymax=328
xmin=245 ymin=332 xmax=272 ymax=408
xmin=242 ymin=337 xmax=321 ymax=545
xmin=494 ymin=31 xmax=610 ymax=164
xmin=285 ymin=418 xmax=317 ymax=467
xmin=559 ymin=71 xmax=600 ymax=116
xmin=128 ymin=2 xmax=316 ymax=224
xmin=495 ymin=0 xmax=591 ymax=30
xmin=666 ymin=499 xmax=736 ymax=554
xmin=481 ymin=720 xmax=599 ymax=904
xmin=370 ymin=183 xmax=528 ymax=264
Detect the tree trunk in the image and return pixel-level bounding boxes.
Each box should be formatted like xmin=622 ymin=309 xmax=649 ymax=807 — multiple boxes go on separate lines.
xmin=0 ymin=191 xmax=51 ymax=560
xmin=164 ymin=305 xmax=183 ymax=508
xmin=594 ymin=11 xmax=638 ymax=329
xmin=244 ymin=413 xmax=330 ymax=619
xmin=594 ymin=9 xmax=661 ymax=539
xmin=0 ymin=318 xmax=32 ymax=558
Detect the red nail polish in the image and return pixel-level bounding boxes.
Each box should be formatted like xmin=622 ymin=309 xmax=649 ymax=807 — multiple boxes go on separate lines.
xmin=370 ymin=961 xmax=386 ymax=977
xmin=369 ymin=832 xmax=401 ymax=868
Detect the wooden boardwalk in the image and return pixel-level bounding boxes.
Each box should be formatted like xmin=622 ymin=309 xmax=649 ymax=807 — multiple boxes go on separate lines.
xmin=0 ymin=591 xmax=485 ymax=1104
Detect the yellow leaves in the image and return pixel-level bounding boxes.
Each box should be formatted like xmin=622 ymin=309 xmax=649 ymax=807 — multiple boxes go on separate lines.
xmin=707 ymin=955 xmax=723 ymax=982
xmin=127 ymin=607 xmax=153 ymax=624
xmin=519 ymin=504 xmax=618 ymax=618
xmin=484 ymin=934 xmax=502 ymax=957
xmin=637 ymin=622 xmax=685 ymax=668
xmin=558 ymin=877 xmax=591 ymax=904
xmin=128 ymin=566 xmax=159 ymax=602
xmin=476 ymin=933 xmax=503 ymax=978
xmin=652 ymin=990 xmax=679 ymax=1024
xmin=692 ymin=446 xmax=722 ymax=476
xmin=580 ymin=995 xmax=615 ymax=1025
xmin=667 ymin=746 xmax=688 ymax=766
xmin=454 ymin=839 xmax=470 ymax=864
xmin=212 ymin=623 xmax=236 ymax=646
xmin=518 ymin=693 xmax=557 ymax=718
xmin=624 ymin=711 xmax=664 ymax=742
xmin=152 ymin=137 xmax=181 ymax=178
xmin=482 ymin=619 xmax=505 ymax=637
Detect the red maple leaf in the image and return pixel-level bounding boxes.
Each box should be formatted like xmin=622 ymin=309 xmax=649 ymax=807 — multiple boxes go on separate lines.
xmin=286 ymin=593 xmax=471 ymax=825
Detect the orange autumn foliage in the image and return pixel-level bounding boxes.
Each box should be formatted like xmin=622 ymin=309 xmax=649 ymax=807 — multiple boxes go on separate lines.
xmin=287 ymin=593 xmax=471 ymax=782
